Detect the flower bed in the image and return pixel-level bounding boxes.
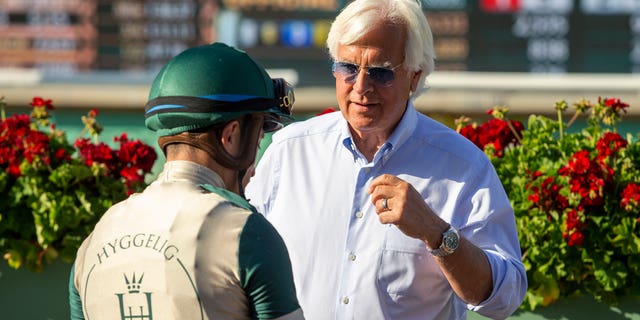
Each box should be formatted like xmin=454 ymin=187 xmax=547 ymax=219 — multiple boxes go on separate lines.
xmin=458 ymin=97 xmax=640 ymax=310
xmin=0 ymin=96 xmax=157 ymax=272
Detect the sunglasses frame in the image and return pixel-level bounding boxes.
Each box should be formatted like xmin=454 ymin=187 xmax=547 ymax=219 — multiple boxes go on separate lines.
xmin=332 ymin=61 xmax=403 ymax=87
xmin=262 ymin=114 xmax=283 ymax=133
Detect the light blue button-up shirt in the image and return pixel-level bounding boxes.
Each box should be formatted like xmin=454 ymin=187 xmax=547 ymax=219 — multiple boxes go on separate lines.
xmin=246 ymin=103 xmax=527 ymax=320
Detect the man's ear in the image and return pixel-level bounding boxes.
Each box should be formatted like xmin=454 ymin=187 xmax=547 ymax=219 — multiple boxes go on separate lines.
xmin=220 ymin=120 xmax=242 ymax=154
xmin=410 ymin=70 xmax=422 ymax=93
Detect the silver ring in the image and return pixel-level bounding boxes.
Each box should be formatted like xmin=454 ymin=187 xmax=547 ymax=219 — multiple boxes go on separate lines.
xmin=381 ymin=198 xmax=389 ymax=211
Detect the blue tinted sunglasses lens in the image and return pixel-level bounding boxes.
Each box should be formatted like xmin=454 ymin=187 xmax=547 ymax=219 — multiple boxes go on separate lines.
xmin=332 ymin=62 xmax=395 ymax=86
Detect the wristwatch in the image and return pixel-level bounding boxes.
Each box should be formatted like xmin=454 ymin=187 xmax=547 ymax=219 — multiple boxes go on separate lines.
xmin=430 ymin=225 xmax=459 ymax=257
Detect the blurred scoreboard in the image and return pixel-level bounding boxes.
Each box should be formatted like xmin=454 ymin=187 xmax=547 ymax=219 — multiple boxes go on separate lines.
xmin=94 ymin=0 xmax=216 ymax=71
xmin=0 ymin=0 xmax=216 ymax=74
xmin=467 ymin=0 xmax=640 ymax=74
xmin=0 ymin=0 xmax=97 ymax=74
xmin=0 ymin=0 xmax=639 ymax=85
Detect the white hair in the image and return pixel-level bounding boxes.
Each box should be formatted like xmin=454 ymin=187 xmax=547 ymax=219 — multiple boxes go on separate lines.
xmin=326 ymin=0 xmax=435 ymax=99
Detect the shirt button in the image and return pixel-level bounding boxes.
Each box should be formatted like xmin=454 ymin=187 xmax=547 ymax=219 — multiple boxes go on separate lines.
xmin=355 ymin=211 xmax=363 ymax=218
xmin=342 ymin=296 xmax=350 ymax=304
xmin=348 ymin=252 xmax=356 ymax=261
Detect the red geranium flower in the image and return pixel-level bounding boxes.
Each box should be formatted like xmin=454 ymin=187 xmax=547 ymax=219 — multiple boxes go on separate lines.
xmin=527 ymin=175 xmax=568 ymax=218
xmin=0 ymin=114 xmax=51 ymax=177
xmin=621 ymin=183 xmax=640 ymax=212
xmin=566 ymin=231 xmax=584 ymax=247
xmin=30 ymin=96 xmax=55 ymax=110
xmin=596 ymin=132 xmax=627 ymax=158
xmin=459 ymin=117 xmax=524 ymax=157
xmin=601 ymin=97 xmax=629 ymax=114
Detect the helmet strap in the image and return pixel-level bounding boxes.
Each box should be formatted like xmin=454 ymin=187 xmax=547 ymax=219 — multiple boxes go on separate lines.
xmin=158 ymin=114 xmax=263 ymax=195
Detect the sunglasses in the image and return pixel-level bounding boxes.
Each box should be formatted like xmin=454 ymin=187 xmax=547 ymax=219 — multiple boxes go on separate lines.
xmin=262 ymin=114 xmax=283 ymax=133
xmin=332 ymin=61 xmax=403 ymax=87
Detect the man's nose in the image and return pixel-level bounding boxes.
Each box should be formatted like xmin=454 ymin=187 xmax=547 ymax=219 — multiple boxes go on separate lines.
xmin=352 ymin=68 xmax=373 ymax=94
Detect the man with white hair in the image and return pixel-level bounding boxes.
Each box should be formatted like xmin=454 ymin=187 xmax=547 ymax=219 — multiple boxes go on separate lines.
xmin=246 ymin=0 xmax=527 ymax=319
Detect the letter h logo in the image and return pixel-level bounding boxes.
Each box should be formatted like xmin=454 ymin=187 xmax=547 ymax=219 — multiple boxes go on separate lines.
xmin=116 ymin=272 xmax=153 ymax=320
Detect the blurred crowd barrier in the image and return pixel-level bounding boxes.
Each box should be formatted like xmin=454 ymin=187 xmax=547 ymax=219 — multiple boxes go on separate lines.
xmin=1 ymin=69 xmax=639 ymax=117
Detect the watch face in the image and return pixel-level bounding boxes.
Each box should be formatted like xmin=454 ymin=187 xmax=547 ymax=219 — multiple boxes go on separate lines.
xmin=444 ymin=231 xmax=459 ymax=251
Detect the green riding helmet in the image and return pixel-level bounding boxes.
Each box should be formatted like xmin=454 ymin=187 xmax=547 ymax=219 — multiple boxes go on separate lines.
xmin=144 ymin=42 xmax=294 ymax=137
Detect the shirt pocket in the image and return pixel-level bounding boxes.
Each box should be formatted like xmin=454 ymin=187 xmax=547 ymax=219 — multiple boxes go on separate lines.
xmin=376 ymin=226 xmax=441 ymax=300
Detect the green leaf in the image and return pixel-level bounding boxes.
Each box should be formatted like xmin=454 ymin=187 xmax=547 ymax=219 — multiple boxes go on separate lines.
xmin=594 ymin=260 xmax=627 ymax=292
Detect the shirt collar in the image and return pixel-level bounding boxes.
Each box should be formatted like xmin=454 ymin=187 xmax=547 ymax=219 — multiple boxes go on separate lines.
xmin=157 ymin=160 xmax=226 ymax=188
xmin=341 ymin=101 xmax=418 ymax=163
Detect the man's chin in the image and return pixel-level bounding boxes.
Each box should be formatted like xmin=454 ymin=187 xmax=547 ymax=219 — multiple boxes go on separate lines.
xmin=347 ymin=120 xmax=379 ymax=133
